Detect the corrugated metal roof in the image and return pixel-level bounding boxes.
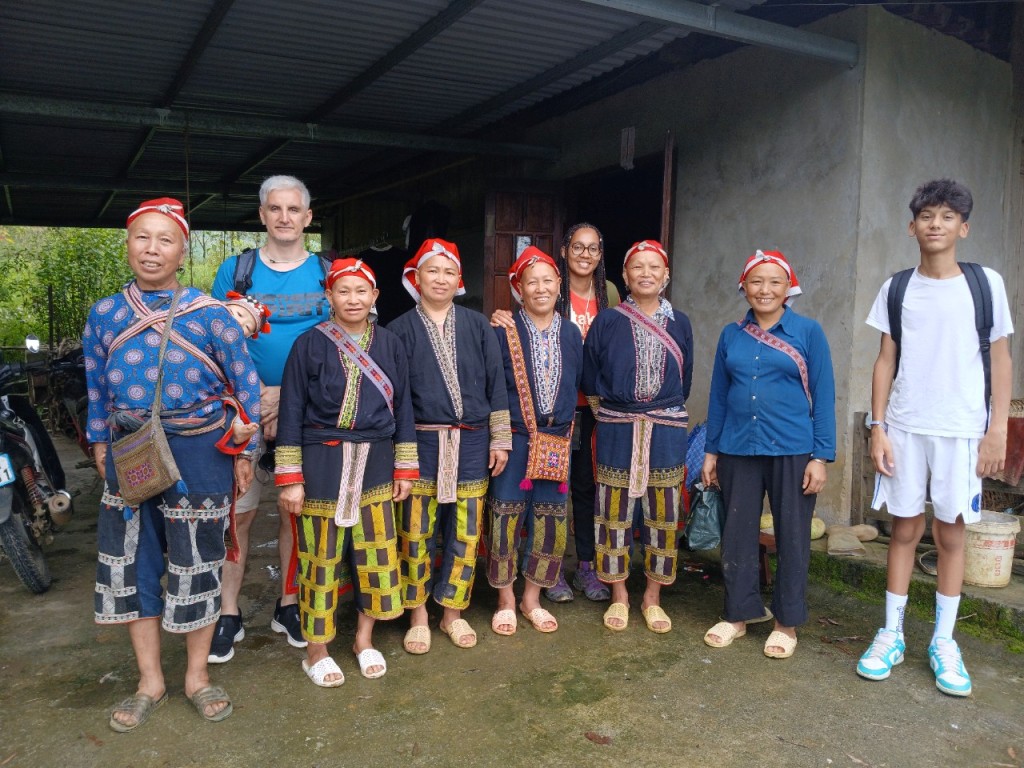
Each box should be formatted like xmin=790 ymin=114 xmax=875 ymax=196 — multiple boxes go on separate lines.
xmin=2 ymin=0 xmax=994 ymax=229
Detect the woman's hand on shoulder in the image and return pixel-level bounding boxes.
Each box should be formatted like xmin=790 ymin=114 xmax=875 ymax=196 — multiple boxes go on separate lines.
xmin=489 ymin=309 xmax=515 ymax=329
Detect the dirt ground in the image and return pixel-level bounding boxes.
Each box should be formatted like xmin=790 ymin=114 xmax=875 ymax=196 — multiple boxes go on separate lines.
xmin=1 ymin=438 xmax=1023 ymax=768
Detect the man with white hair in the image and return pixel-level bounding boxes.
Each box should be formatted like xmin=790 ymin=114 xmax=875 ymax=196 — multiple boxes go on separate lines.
xmin=210 ymin=175 xmax=329 ymax=661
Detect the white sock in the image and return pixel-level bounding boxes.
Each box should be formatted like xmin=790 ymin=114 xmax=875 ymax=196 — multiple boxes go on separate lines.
xmin=933 ymin=592 xmax=960 ymax=641
xmin=885 ymin=591 xmax=908 ymax=636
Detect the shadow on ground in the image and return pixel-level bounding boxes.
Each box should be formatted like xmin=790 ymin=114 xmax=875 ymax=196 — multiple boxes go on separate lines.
xmin=1 ymin=438 xmax=1022 ymax=768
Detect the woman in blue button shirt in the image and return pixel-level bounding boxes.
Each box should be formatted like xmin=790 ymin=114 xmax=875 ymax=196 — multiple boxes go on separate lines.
xmin=701 ymin=250 xmax=835 ymax=659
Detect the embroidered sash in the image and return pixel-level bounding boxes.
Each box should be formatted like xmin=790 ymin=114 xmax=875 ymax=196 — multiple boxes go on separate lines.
xmin=315 ymin=323 xmax=394 ymax=414
xmin=334 ymin=441 xmax=371 ymax=527
xmin=740 ymin=322 xmax=812 ymax=409
xmin=417 ymin=305 xmax=463 ymax=421
xmin=313 ymin=323 xmax=394 ymax=525
xmin=416 ymin=424 xmax=461 ymax=503
xmin=614 ymin=302 xmax=684 ymax=385
xmin=505 ymin=321 xmax=572 ymax=485
xmin=111 ymin=282 xmax=227 ymax=384
xmin=596 ymin=405 xmax=688 ymax=498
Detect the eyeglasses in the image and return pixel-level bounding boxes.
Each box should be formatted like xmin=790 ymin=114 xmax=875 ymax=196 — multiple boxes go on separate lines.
xmin=569 ymin=242 xmax=601 ymax=256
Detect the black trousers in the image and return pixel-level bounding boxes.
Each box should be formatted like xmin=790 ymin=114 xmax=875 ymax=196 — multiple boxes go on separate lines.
xmin=717 ymin=453 xmax=815 ymax=628
xmin=570 ymin=406 xmax=597 ymax=563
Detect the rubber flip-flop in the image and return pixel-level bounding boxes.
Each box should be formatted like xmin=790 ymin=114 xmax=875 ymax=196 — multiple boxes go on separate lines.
xmin=641 ymin=605 xmax=672 ymax=634
xmin=109 ymin=691 xmax=168 ymax=733
xmin=491 ymin=609 xmax=517 ymax=636
xmin=603 ymin=602 xmax=629 ymax=631
xmin=440 ymin=618 xmax=477 ymax=648
xmin=520 ymin=606 xmax=558 ymax=633
xmin=189 ymin=685 xmax=233 ymax=722
xmin=403 ymin=625 xmax=432 ymax=655
xmin=354 ymin=648 xmax=387 ymax=679
xmin=719 ymin=608 xmax=774 ymax=625
xmin=302 ymin=657 xmax=346 ymax=687
xmin=704 ymin=621 xmax=746 ymax=648
xmin=764 ymin=630 xmax=798 ymax=659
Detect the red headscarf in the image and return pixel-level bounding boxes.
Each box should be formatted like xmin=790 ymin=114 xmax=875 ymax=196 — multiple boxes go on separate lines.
xmin=325 ymin=258 xmax=377 ymax=289
xmin=623 ymin=240 xmax=668 ymax=268
xmin=224 ymin=291 xmax=272 ymax=338
xmin=737 ymin=249 xmax=802 ymax=298
xmin=126 ymin=197 xmax=189 ymax=240
xmin=402 ymin=238 xmax=466 ymax=301
xmin=508 ymin=246 xmax=559 ymax=305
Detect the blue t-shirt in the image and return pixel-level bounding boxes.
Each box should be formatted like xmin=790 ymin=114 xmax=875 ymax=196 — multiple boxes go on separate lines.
xmin=211 ymin=251 xmax=329 ymax=386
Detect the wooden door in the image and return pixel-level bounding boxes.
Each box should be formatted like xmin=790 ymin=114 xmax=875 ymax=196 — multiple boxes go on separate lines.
xmin=483 ymin=185 xmax=562 ymax=316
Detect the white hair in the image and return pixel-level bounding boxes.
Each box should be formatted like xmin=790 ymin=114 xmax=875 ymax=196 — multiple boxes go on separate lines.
xmin=259 ymin=175 xmax=311 ymax=208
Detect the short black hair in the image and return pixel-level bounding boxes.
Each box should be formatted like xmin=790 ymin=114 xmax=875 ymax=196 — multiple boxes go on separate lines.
xmin=909 ymin=179 xmax=973 ymax=221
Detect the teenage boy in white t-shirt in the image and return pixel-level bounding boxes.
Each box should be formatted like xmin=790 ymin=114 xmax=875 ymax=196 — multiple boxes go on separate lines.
xmin=857 ymin=179 xmax=1014 ymax=697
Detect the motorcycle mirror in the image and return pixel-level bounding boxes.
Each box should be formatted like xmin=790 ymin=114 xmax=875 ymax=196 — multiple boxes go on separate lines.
xmin=25 ymin=334 xmax=40 ymax=353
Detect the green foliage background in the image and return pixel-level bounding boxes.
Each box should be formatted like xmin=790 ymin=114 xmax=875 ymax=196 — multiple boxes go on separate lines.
xmin=0 ymin=227 xmax=320 ymax=347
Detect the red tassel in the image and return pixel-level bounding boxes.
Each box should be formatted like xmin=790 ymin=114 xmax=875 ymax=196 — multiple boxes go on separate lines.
xmin=519 ymin=477 xmax=534 ymax=491
xmin=558 ymin=481 xmax=568 ymax=494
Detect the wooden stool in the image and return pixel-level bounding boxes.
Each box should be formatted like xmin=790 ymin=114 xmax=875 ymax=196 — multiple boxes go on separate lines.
xmin=759 ymin=531 xmax=777 ymax=587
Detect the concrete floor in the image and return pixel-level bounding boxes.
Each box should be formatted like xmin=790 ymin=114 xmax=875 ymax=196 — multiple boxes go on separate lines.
xmin=1 ymin=439 xmax=1023 ymax=768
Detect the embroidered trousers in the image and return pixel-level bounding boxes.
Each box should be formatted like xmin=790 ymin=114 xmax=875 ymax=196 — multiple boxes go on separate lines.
xmin=94 ymin=430 xmax=232 ymax=632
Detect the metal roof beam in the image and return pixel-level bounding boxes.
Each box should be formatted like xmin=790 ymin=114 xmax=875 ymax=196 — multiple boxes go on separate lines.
xmin=0 ymin=172 xmax=245 ymax=197
xmin=221 ymin=0 xmax=485 ymax=183
xmin=310 ymin=0 xmax=486 ymax=122
xmin=0 ymin=95 xmax=559 ymax=160
xmin=436 ymin=20 xmax=667 ymax=132
xmin=576 ymin=0 xmax=858 ymax=67
xmin=100 ymin=0 xmax=239 ymax=221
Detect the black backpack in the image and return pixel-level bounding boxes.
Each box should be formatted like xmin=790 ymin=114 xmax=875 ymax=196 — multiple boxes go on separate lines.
xmin=886 ymin=262 xmax=993 ymax=420
xmin=231 ymin=248 xmax=337 ymax=293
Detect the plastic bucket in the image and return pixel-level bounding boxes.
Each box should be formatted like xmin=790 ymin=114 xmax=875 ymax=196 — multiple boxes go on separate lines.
xmin=963 ymin=510 xmax=1021 ymax=588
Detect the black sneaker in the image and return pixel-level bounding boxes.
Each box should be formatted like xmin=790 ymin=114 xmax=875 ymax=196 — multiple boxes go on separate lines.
xmin=270 ymin=599 xmax=307 ymax=648
xmin=208 ymin=614 xmax=244 ymax=664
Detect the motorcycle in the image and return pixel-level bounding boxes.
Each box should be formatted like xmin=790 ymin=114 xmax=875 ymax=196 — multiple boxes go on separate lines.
xmin=0 ymin=340 xmax=74 ymax=594
xmin=31 ymin=342 xmax=90 ymax=463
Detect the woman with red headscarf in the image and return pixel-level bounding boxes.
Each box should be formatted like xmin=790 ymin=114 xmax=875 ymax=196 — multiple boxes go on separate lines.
xmin=486 ymin=247 xmax=583 ymax=635
xmin=582 ymin=240 xmax=693 ymax=634
xmin=701 ymin=250 xmax=835 ymax=659
xmin=275 ymin=258 xmax=419 ymax=686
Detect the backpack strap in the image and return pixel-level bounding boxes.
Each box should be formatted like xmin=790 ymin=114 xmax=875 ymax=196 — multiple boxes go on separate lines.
xmin=232 ymin=248 xmax=334 ymax=293
xmin=887 ymin=263 xmax=994 ymax=428
xmin=886 ymin=268 xmax=914 ymax=376
xmin=317 ymin=249 xmax=337 ymax=289
xmin=959 ymin=261 xmax=993 ymax=426
xmin=232 ymin=248 xmax=258 ymax=294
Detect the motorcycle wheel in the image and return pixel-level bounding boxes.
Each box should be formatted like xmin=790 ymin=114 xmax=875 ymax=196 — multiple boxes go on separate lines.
xmin=0 ymin=485 xmax=52 ymax=594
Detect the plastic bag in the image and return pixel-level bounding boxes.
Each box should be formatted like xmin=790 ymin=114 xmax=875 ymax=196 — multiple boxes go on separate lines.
xmin=685 ymin=482 xmax=723 ymax=550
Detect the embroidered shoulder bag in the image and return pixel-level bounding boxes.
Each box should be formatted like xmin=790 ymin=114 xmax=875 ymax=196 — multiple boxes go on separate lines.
xmin=110 ymin=288 xmax=185 ymax=507
xmin=505 ymin=323 xmax=572 ymax=488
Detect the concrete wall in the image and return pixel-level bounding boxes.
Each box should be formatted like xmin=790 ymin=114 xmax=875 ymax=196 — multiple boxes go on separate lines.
xmin=521 ymin=6 xmax=1019 ymax=522
xmin=850 ymin=8 xmax=1020 ymax=516
xmin=322 ymin=7 xmax=1021 ymax=523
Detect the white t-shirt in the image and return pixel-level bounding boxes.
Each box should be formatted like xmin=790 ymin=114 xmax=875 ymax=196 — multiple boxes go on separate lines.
xmin=866 ymin=266 xmax=1013 ymax=438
